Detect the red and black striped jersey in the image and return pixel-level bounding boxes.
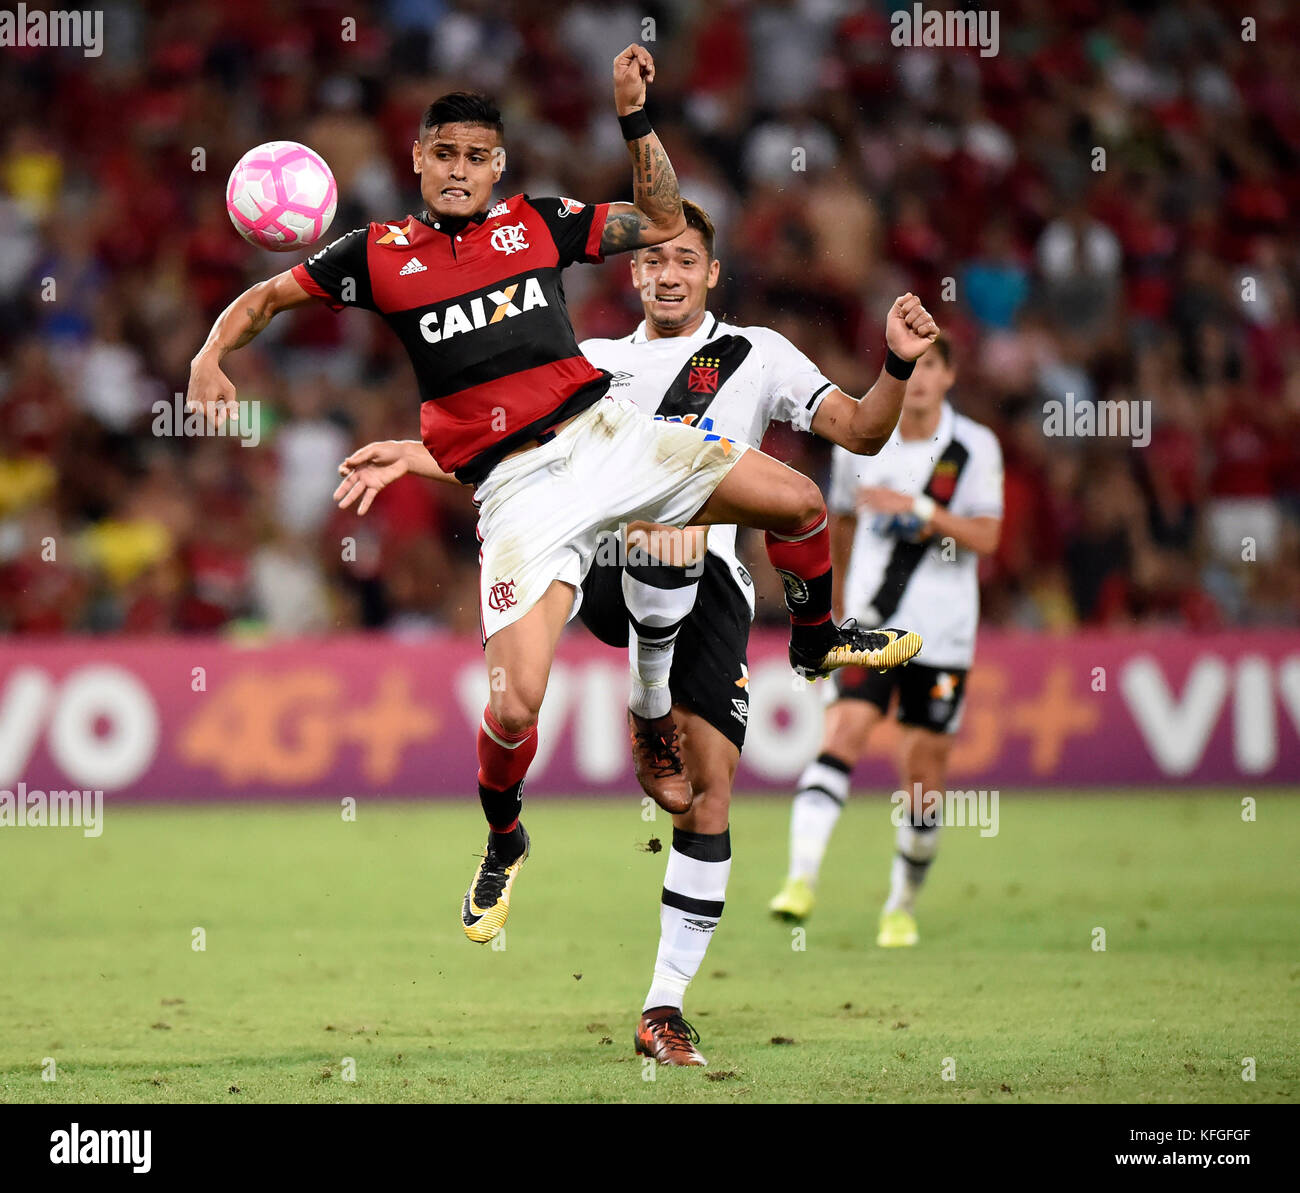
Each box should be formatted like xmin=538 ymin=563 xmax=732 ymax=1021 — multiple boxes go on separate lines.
xmin=291 ymin=193 xmax=611 ymax=483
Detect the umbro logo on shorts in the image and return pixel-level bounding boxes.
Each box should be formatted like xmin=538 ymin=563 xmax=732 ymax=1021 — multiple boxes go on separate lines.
xmin=731 ymin=697 xmax=749 ymax=724
xmin=399 ymin=256 xmax=427 ymax=275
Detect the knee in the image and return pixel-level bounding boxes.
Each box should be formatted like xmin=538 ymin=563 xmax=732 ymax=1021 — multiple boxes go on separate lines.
xmin=780 ymin=473 xmax=825 ymax=532
xmin=903 ymin=735 xmax=950 ymax=784
xmin=488 ymin=689 xmax=541 ymax=737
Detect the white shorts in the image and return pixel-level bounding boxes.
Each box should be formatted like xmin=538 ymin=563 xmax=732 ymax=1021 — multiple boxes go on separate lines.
xmin=474 ymin=397 xmax=748 ymax=642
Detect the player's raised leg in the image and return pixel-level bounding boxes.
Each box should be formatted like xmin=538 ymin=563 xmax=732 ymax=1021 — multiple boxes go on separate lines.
xmin=462 ymin=579 xmax=573 ymax=943
xmin=879 ymin=725 xmax=953 ymax=947
xmin=620 ymin=522 xmax=707 ymax=812
xmin=770 ymin=689 xmax=882 ymax=921
xmin=692 ymin=453 xmax=921 ymax=677
xmin=635 ymin=705 xmax=736 ymax=1066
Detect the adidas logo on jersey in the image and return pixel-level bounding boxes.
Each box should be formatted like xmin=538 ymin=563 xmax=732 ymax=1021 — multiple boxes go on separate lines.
xmin=418 ymin=276 xmax=549 ymax=344
xmin=399 ymin=256 xmax=427 ymax=276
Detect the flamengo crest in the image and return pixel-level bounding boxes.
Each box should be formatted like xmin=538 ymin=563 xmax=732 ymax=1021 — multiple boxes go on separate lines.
xmin=490 ymin=223 xmax=530 ymax=255
xmin=488 ymin=580 xmax=518 ymax=611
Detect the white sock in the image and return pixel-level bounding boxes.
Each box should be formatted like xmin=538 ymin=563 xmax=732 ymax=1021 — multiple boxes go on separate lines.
xmin=644 ymin=829 xmax=731 ymax=1012
xmin=885 ymin=822 xmax=941 ymax=913
xmin=788 ymin=754 xmax=851 ymax=884
xmin=623 ymin=560 xmax=699 ymax=720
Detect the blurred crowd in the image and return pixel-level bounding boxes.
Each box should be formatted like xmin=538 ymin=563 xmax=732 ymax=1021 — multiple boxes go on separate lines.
xmin=1 ymin=0 xmax=1298 ymax=638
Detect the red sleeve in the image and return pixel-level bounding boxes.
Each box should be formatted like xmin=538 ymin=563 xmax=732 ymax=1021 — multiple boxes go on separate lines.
xmin=291 ymin=261 xmax=344 ymax=311
xmin=529 ymin=196 xmax=610 ymax=267
xmin=583 ymin=202 xmax=610 ymax=264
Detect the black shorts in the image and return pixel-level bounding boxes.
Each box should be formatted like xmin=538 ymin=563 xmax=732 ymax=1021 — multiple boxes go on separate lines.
xmin=832 ymin=662 xmax=968 ymax=735
xmin=578 ymin=551 xmax=752 ymax=751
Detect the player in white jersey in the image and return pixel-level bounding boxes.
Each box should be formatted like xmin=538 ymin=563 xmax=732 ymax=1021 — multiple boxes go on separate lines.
xmin=574 ymin=201 xmax=938 ymax=1063
xmin=769 ymin=336 xmax=1004 ymax=948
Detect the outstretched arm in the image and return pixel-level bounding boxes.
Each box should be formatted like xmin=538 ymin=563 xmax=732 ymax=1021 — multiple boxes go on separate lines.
xmin=599 ymin=44 xmax=685 ymax=256
xmin=187 ymin=269 xmax=316 ymax=426
xmin=334 ymin=440 xmax=465 ymax=517
xmin=811 ymin=294 xmax=940 ymax=455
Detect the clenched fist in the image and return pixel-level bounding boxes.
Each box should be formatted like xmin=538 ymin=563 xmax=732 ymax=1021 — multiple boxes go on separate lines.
xmin=885 ymin=293 xmax=940 ymax=361
xmin=613 ymin=44 xmax=655 ymax=116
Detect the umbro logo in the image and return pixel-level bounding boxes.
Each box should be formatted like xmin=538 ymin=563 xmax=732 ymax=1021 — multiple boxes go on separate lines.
xmin=608 ymin=370 xmax=634 ymax=385
xmin=731 ymin=697 xmax=749 ymax=725
xmin=399 ymin=256 xmax=427 ymax=276
xmin=683 ymin=918 xmax=717 ymax=933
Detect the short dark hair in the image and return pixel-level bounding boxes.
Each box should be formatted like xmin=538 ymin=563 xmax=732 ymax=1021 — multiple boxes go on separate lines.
xmin=642 ymin=199 xmax=715 ymax=259
xmin=680 ymin=199 xmax=715 ymax=259
xmin=929 ymin=334 xmax=952 ymax=366
xmin=421 ymin=92 xmax=503 ymax=140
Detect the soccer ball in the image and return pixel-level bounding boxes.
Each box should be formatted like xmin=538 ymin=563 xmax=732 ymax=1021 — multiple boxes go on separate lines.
xmin=226 ymin=141 xmax=338 ymax=251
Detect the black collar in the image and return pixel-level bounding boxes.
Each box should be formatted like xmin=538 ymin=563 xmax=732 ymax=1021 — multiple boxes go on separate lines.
xmin=418 ymin=207 xmax=489 ymax=237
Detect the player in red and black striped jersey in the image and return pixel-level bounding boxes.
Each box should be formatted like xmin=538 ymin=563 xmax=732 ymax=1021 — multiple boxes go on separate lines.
xmin=289 ymin=188 xmax=614 ymax=485
xmin=188 ymin=45 xmax=919 ymax=954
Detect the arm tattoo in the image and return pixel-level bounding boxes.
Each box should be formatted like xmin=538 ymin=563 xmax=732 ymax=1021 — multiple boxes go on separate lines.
xmin=599 ymin=131 xmax=682 ymax=255
xmin=232 ymin=305 xmax=273 ymax=351
xmin=600 ymin=210 xmax=650 ymax=254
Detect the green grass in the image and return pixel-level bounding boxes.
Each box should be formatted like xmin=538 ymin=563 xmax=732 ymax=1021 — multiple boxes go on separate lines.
xmin=1 ymin=792 xmax=1296 ymax=1104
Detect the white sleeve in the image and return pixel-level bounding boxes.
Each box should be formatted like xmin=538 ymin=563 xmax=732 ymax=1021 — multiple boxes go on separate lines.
xmin=758 ymin=329 xmax=837 ymax=432
xmin=828 ymin=446 xmax=861 ymax=516
xmin=951 ymin=428 xmax=1004 ymax=519
xmin=579 ymin=337 xmax=608 ymax=369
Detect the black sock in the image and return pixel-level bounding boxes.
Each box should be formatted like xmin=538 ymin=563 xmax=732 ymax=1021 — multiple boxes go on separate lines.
xmin=479 ymin=780 xmax=524 ymax=834
xmin=488 ymin=820 xmax=526 ymax=862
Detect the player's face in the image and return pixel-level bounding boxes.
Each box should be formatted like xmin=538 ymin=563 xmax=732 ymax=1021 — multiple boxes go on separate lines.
xmin=903 ymin=344 xmax=954 ymax=414
xmin=412 ymin=123 xmax=505 ymax=217
xmin=631 ymin=229 xmax=719 ymax=333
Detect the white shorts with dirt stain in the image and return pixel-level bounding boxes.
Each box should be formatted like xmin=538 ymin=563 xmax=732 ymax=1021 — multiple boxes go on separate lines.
xmin=474 ymin=396 xmax=747 ymax=643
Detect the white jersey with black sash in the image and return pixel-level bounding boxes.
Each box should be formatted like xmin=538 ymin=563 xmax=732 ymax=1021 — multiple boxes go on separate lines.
xmin=828 ymin=402 xmax=1003 ymax=669
xmin=580 ymin=313 xmax=836 ymax=617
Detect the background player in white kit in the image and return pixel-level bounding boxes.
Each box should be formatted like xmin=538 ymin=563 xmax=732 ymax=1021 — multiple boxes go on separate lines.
xmin=769 ymin=337 xmax=1004 ymax=948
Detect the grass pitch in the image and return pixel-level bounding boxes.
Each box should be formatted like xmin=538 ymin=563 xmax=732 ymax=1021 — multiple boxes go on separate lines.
xmin=2 ymin=792 xmax=1296 ymax=1104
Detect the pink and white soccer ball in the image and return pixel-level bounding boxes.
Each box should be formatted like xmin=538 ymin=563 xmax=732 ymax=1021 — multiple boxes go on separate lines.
xmin=226 ymin=141 xmax=337 ymax=251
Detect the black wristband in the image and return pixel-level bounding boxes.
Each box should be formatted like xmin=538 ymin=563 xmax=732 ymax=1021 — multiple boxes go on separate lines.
xmin=618 ymin=109 xmax=653 ymax=140
xmin=885 ymin=348 xmax=916 ymax=381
